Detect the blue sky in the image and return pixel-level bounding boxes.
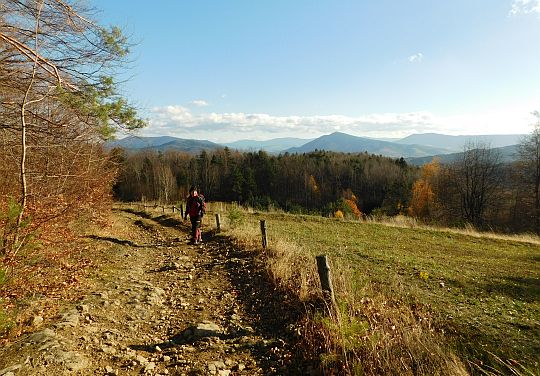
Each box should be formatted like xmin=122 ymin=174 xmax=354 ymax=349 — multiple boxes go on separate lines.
xmin=93 ymin=0 xmax=540 ymax=142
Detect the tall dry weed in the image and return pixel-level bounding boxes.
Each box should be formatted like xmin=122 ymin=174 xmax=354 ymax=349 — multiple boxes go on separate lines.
xmin=265 ymin=238 xmax=319 ymax=301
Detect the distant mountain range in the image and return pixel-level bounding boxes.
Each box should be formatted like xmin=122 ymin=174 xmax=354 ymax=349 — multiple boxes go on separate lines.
xmin=223 ymin=137 xmax=313 ymax=153
xmin=285 ymin=132 xmax=447 ymax=158
xmin=396 ymin=133 xmax=524 ymax=152
xmin=107 ymin=136 xmax=221 ymax=153
xmin=107 ymin=132 xmax=525 ymax=163
xmin=406 ymin=144 xmax=519 ymax=166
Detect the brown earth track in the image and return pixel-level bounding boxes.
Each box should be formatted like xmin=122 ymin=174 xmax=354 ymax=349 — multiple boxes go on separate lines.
xmin=0 ymin=208 xmax=319 ymax=376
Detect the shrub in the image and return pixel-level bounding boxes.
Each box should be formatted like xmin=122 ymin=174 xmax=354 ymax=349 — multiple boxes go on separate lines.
xmin=227 ymin=206 xmax=245 ymax=229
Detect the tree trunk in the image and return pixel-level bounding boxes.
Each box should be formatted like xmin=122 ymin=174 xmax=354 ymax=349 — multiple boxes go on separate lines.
xmin=534 ymin=173 xmax=540 ymax=234
xmin=13 ymin=0 xmax=44 ymax=255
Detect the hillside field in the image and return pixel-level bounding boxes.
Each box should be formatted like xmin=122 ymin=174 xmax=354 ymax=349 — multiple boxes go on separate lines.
xmin=229 ymin=210 xmax=540 ymax=373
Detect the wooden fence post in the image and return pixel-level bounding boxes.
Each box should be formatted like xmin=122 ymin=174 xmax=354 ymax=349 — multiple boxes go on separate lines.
xmin=215 ymin=213 xmax=221 ymax=232
xmin=260 ymin=220 xmax=268 ymax=250
xmin=316 ymin=255 xmax=335 ymax=304
xmin=180 ymin=204 xmax=184 ymax=219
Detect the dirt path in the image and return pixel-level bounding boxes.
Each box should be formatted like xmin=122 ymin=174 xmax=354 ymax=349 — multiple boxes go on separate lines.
xmin=0 ymin=208 xmax=317 ymax=376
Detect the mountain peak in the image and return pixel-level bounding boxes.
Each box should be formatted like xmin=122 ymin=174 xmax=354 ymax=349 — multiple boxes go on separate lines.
xmin=287 ymin=132 xmax=444 ymax=157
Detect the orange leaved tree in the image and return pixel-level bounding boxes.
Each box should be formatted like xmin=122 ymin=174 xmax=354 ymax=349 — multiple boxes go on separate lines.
xmin=408 ymin=159 xmax=440 ymax=220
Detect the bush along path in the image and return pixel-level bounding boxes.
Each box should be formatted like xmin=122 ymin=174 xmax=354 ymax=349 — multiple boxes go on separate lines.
xmin=0 ymin=208 xmax=319 ymax=375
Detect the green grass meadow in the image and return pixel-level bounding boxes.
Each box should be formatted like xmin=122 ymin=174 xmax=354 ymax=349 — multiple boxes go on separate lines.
xmin=240 ymin=211 xmax=540 ymax=373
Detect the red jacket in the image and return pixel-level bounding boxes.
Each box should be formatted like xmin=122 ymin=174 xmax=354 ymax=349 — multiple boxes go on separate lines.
xmin=186 ymin=194 xmax=205 ymax=218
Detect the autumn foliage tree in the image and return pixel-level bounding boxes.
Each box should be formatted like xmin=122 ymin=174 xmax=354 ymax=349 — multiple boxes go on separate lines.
xmin=408 ymin=159 xmax=440 ymax=220
xmin=342 ymin=188 xmax=362 ymax=218
xmin=0 ymin=1 xmax=143 ymax=260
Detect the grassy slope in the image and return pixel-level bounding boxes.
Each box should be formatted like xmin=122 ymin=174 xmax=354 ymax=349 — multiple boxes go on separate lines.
xmin=246 ymin=212 xmax=540 ymax=371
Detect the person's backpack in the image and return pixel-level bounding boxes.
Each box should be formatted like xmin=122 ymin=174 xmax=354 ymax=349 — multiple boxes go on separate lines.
xmin=197 ymin=194 xmax=206 ymax=216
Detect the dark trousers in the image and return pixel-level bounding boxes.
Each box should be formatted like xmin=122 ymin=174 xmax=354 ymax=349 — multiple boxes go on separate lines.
xmin=190 ymin=215 xmax=202 ymax=241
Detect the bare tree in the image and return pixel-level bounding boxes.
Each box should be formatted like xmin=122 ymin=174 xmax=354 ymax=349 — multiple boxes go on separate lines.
xmin=518 ymin=112 xmax=540 ymax=233
xmin=448 ymin=142 xmax=502 ymax=228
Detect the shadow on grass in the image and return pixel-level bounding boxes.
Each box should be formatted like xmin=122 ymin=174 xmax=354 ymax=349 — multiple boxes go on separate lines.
xmin=153 ymin=215 xmax=185 ymax=229
xmin=217 ymin=236 xmax=321 ymax=375
xmin=151 ymin=214 xmax=213 ymax=241
xmin=85 ymin=235 xmax=141 ymax=248
xmin=121 ymin=207 xmax=153 ymax=219
xmin=446 ymin=276 xmax=540 ymax=372
xmin=480 ymin=276 xmax=540 ymax=302
xmin=121 ymin=207 xmax=189 ymax=231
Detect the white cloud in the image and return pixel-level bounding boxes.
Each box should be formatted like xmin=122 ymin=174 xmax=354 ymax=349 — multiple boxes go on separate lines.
xmin=139 ymin=100 xmax=539 ymax=143
xmin=148 ymin=106 xmax=436 ymax=139
xmin=510 ymin=0 xmax=540 ymax=15
xmin=190 ymin=99 xmax=209 ymax=107
xmin=408 ymin=53 xmax=424 ymax=63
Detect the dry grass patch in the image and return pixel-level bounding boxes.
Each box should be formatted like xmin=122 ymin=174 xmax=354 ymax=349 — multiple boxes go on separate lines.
xmin=222 ymin=213 xmax=319 ymax=302
xmin=366 ymin=215 xmax=540 ymax=245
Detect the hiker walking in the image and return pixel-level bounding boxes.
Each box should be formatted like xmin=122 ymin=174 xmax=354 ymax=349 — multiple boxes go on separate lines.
xmin=184 ymin=186 xmax=206 ymax=244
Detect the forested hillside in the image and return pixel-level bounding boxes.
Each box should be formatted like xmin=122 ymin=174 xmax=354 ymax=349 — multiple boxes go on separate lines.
xmin=113 ymin=128 xmax=540 ymax=234
xmin=113 ymin=149 xmax=415 ymax=215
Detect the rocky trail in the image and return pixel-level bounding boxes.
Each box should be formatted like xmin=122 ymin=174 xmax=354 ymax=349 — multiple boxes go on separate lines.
xmin=0 ymin=208 xmax=317 ymax=376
